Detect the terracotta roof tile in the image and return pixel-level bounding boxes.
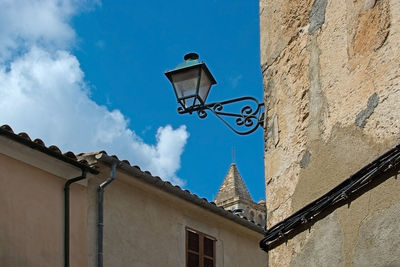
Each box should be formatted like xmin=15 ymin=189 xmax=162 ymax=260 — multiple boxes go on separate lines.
xmin=18 ymin=132 xmax=31 ymax=141
xmin=0 ymin=124 xmax=13 ymax=132
xmin=0 ymin=124 xmax=98 ymax=174
xmin=63 ymin=151 xmax=77 ymax=160
xmin=49 ymin=145 xmax=62 ymax=154
xmin=33 ymin=138 xmax=45 ymax=146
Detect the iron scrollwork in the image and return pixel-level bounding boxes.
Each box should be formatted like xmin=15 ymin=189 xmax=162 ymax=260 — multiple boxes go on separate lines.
xmin=177 ymin=96 xmax=264 ymax=135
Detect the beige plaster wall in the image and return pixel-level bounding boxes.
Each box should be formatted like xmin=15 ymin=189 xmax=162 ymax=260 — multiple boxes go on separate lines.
xmin=260 ymin=0 xmax=400 ymax=266
xmin=87 ymin=165 xmax=268 ymax=267
xmin=0 ymin=153 xmax=88 ymax=267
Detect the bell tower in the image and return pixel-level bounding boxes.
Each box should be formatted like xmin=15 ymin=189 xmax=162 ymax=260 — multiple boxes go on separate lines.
xmin=214 ymin=163 xmax=266 ymax=228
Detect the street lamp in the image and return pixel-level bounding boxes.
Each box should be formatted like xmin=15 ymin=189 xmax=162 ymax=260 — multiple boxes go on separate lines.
xmin=165 ymin=53 xmax=264 ymax=135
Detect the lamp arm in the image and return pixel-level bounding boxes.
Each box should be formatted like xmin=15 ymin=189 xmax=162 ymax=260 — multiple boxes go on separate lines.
xmin=177 ymin=96 xmax=265 ymax=135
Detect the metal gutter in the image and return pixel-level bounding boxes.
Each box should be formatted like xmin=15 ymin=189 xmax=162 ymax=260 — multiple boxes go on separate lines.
xmin=64 ymin=170 xmax=87 ymax=267
xmin=97 ymin=155 xmax=118 ymax=267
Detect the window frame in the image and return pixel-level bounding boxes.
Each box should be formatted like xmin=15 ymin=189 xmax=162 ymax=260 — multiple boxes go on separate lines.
xmin=185 ymin=227 xmax=216 ymax=267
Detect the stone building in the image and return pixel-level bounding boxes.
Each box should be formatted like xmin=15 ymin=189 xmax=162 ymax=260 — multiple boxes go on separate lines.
xmin=214 ymin=163 xmax=266 ymax=228
xmin=0 ymin=125 xmax=268 ymax=267
xmin=259 ymin=0 xmax=400 ymax=266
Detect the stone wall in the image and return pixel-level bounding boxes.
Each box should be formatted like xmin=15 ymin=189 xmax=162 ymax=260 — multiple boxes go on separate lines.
xmin=260 ymin=0 xmax=400 ymax=266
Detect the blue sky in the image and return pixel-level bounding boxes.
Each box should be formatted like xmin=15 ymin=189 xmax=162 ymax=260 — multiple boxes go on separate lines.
xmin=0 ymin=0 xmax=264 ymax=202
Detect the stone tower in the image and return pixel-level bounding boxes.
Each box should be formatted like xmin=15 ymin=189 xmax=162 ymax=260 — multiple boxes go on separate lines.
xmin=260 ymin=0 xmax=400 ymax=266
xmin=215 ymin=163 xmax=266 ymax=227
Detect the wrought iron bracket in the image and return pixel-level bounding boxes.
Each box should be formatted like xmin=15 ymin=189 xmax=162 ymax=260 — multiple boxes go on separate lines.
xmin=177 ymin=96 xmax=264 ymax=135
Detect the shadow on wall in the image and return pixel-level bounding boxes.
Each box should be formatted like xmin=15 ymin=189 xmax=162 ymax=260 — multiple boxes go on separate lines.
xmin=260 ymin=144 xmax=400 ymax=251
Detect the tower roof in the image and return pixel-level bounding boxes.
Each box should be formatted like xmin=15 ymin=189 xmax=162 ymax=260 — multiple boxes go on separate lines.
xmin=214 ymin=163 xmax=253 ymax=205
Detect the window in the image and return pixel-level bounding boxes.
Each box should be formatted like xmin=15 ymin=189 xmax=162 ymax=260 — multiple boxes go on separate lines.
xmin=257 ymin=214 xmax=265 ymax=228
xmin=249 ymin=211 xmax=255 ymax=222
xmin=186 ymin=228 xmax=216 ymax=267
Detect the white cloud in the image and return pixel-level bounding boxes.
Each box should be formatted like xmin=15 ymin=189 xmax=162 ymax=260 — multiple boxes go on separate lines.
xmin=0 ymin=0 xmax=189 ymax=185
xmin=0 ymin=0 xmax=76 ymax=61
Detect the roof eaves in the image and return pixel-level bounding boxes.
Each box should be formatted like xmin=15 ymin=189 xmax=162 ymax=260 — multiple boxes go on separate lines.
xmin=0 ymin=125 xmax=98 ymax=175
xmin=93 ymin=152 xmax=264 ymax=234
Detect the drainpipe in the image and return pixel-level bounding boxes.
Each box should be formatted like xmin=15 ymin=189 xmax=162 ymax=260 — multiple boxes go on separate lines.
xmin=97 ymin=161 xmax=118 ymax=267
xmin=64 ymin=169 xmax=87 ymax=267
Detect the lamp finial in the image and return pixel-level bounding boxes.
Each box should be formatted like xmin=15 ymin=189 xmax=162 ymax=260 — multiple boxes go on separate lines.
xmin=184 ymin=53 xmax=199 ymax=61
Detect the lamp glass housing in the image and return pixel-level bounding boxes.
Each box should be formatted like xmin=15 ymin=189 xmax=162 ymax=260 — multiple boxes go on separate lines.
xmin=165 ymin=54 xmax=216 ymax=110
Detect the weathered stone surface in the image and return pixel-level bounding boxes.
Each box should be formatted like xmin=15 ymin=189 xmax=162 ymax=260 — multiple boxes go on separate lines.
xmin=292 ymin=126 xmax=390 ymax=212
xmin=353 ymin=203 xmax=400 ymax=267
xmin=263 ymin=30 xmax=310 ymax=226
xmin=260 ymin=0 xmax=400 ymax=266
xmin=308 ymin=34 xmax=327 ymax=141
xmin=272 ymin=114 xmax=279 ymax=147
xmin=309 ymin=0 xmax=328 ymax=34
xmin=260 ymin=0 xmax=313 ymax=70
xmin=353 ymin=0 xmax=391 ymax=56
xmin=299 ymin=150 xmax=311 ymax=169
xmin=355 ymin=93 xmax=379 ymax=128
xmin=289 ymin=213 xmax=343 ymax=267
xmin=364 ymin=0 xmax=377 ymax=10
